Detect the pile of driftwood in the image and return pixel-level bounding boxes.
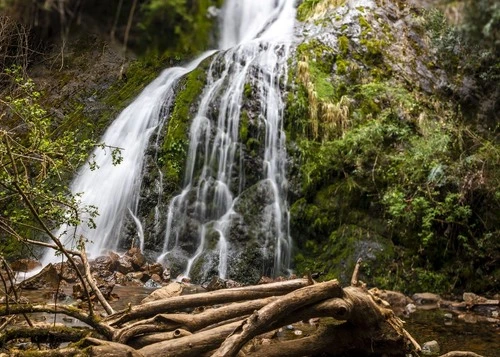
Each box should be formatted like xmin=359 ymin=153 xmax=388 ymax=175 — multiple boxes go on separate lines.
xmin=0 ymin=260 xmax=423 ymax=357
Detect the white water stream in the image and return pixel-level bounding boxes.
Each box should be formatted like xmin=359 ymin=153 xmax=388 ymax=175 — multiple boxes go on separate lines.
xmin=44 ymin=0 xmax=296 ymax=280
xmin=41 ymin=53 xmax=214 ymax=264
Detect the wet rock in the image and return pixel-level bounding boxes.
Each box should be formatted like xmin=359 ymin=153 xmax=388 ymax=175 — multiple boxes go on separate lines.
xmin=141 ymin=282 xmax=184 ymax=303
xmin=463 ymin=292 xmax=499 ymax=307
xmin=370 ymin=288 xmax=410 ymax=310
xmin=144 ymin=279 xmax=162 ymax=288
xmin=127 ymin=272 xmax=145 ymax=281
xmin=98 ymin=281 xmax=115 ymax=299
xmin=421 ymin=340 xmax=440 ymax=355
xmin=144 ymin=262 xmax=164 ymax=276
xmin=205 ymin=276 xmax=241 ymax=291
xmin=258 ymin=276 xmax=274 ymax=284
xmin=20 ymin=264 xmax=60 ymax=290
xmin=91 ymin=255 xmax=118 ymax=276
xmin=205 ymin=276 xmax=226 ymax=291
xmin=444 ymin=313 xmax=453 ymax=320
xmin=405 ymin=303 xmax=417 ymax=315
xmin=10 ymin=259 xmax=41 ymax=272
xmin=114 ymin=272 xmax=126 ymax=285
xmin=412 ymin=293 xmax=441 ymax=306
xmin=150 ymin=273 xmax=162 ymax=284
xmin=126 ymin=247 xmax=146 ymax=269
xmin=116 ymin=255 xmax=134 ymax=274
xmin=458 ymin=313 xmax=478 ymax=324
xmin=162 ymin=267 xmax=171 ymax=281
xmin=72 ymin=283 xmax=85 ymax=300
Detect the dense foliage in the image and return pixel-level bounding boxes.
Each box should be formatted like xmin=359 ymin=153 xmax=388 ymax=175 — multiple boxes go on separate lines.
xmin=286 ymin=1 xmax=499 ymax=294
xmin=0 ymin=66 xmax=121 ymax=258
xmin=0 ymin=0 xmax=222 ymax=57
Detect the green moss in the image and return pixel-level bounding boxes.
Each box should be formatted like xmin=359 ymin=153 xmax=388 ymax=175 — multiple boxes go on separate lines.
xmin=358 ymin=15 xmax=371 ymax=31
xmin=246 ymin=138 xmax=260 ymax=157
xmin=297 ymin=0 xmax=347 ymax=22
xmin=337 ymin=35 xmax=349 ymax=55
xmin=240 ymin=110 xmax=249 ymax=142
xmin=336 ymin=59 xmax=349 ymax=75
xmin=104 ymin=57 xmax=164 ymax=112
xmin=308 ymin=61 xmax=335 ymax=100
xmin=294 ymin=223 xmax=394 ymax=285
xmin=161 ymin=64 xmax=208 ymax=184
xmin=244 ymin=82 xmax=252 ymax=99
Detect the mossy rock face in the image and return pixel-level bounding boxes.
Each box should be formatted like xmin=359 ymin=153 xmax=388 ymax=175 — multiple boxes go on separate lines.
xmin=295 ymin=223 xmax=394 ymax=286
xmin=287 ymin=0 xmax=500 ymax=295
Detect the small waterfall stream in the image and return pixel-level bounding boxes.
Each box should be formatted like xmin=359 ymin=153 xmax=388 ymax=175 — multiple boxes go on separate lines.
xmin=157 ymin=0 xmax=295 ymax=279
xmin=45 ymin=0 xmax=296 ymax=281
xmin=42 ymin=53 xmax=214 ymax=263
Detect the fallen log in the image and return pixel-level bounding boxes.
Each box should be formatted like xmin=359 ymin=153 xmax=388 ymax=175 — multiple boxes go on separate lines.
xmin=138 ymin=320 xmax=242 ymax=357
xmin=114 ymin=296 xmax=278 ymax=343
xmin=0 ymin=326 xmax=92 ymax=348
xmin=106 ymin=278 xmax=311 ymax=326
xmin=0 ymin=304 xmax=115 ymax=338
xmin=4 ymin=276 xmax=424 ymax=356
xmin=128 ymin=328 xmax=192 ymax=349
xmin=213 ymin=280 xmax=343 ymax=357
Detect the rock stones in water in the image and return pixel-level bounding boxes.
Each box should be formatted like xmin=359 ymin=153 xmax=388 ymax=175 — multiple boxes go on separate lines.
xmin=412 ymin=292 xmax=441 ymax=307
xmin=126 ymin=247 xmax=146 ymax=270
xmin=421 ymin=340 xmax=440 ymax=355
xmin=205 ymin=276 xmax=242 ymax=291
xmin=19 ymin=264 xmax=60 ymax=290
xmin=141 ymin=282 xmax=184 ymax=304
xmin=370 ymin=288 xmax=410 ymax=309
xmin=10 ymin=259 xmax=41 ymax=273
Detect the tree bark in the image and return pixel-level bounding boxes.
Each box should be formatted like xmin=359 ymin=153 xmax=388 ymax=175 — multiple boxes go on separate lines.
xmin=114 ymin=296 xmax=279 ymax=343
xmin=213 ymin=280 xmax=343 ymax=357
xmin=138 ymin=320 xmax=243 ymax=357
xmin=106 ymin=279 xmax=311 ymax=326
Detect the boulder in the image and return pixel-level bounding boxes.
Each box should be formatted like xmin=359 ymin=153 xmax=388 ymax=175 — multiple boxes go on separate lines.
xmin=10 ymin=259 xmax=41 ymax=272
xmin=116 ymin=255 xmax=134 ymax=275
xmin=144 ymin=262 xmax=163 ymax=276
xmin=370 ymin=288 xmax=410 ymax=309
xmin=205 ymin=276 xmax=242 ymax=291
xmin=421 ymin=340 xmax=440 ymax=355
xmin=20 ymin=264 xmax=60 ymax=290
xmin=126 ymin=247 xmax=146 ymax=269
xmin=141 ymin=282 xmax=184 ymax=304
xmin=412 ymin=292 xmax=441 ymax=306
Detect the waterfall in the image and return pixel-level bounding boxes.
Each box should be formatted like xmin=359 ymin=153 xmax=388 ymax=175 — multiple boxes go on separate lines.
xmin=42 ymin=52 xmax=214 ymax=264
xmin=158 ymin=0 xmax=295 ymax=280
xmin=44 ymin=0 xmax=296 ymax=281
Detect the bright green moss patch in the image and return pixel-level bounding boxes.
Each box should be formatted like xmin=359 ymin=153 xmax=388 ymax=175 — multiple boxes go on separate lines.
xmin=240 ymin=110 xmax=249 ymax=142
xmin=161 ymin=64 xmax=208 ymax=185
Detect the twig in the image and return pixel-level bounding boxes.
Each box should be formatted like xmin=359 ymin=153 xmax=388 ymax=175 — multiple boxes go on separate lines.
xmin=350 ymin=257 xmax=362 ymax=287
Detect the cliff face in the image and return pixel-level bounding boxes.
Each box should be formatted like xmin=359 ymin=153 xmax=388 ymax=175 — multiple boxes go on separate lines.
xmin=284 ymin=0 xmax=498 ymax=293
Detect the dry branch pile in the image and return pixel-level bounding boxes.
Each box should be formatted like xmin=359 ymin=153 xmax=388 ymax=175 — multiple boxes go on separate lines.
xmin=0 ymin=263 xmax=423 ymax=357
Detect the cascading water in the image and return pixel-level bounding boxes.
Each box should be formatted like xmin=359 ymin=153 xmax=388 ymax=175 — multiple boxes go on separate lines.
xmin=157 ymin=0 xmax=296 ymax=280
xmin=44 ymin=0 xmax=296 ymax=282
xmin=42 ymin=52 xmax=214 ymax=264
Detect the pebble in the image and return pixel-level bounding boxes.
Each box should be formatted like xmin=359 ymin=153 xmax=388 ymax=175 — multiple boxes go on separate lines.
xmin=286 ymin=325 xmax=294 ymax=330
xmin=294 ymin=330 xmax=303 ymax=336
xmin=405 ymin=303 xmax=416 ymax=314
xmin=421 ymin=340 xmax=440 ymax=355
